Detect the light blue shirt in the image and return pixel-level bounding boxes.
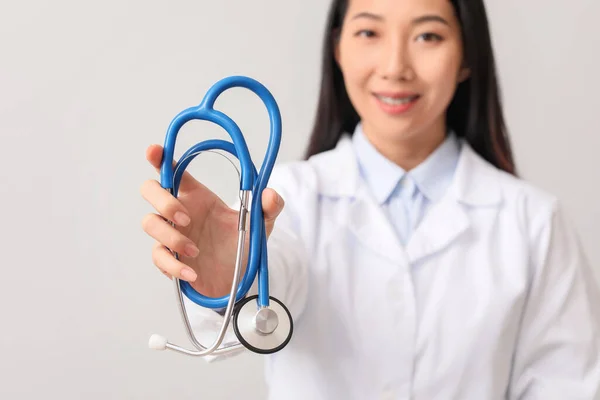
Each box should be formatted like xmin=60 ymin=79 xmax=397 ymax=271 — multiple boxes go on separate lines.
xmin=352 ymin=123 xmax=461 ymax=245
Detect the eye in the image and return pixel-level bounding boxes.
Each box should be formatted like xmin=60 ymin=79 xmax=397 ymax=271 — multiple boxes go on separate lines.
xmin=355 ymin=29 xmax=376 ymax=38
xmin=416 ymin=32 xmax=443 ymax=42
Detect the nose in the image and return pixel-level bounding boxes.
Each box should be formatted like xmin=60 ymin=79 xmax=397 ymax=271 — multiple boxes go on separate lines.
xmin=378 ymin=37 xmax=414 ymax=82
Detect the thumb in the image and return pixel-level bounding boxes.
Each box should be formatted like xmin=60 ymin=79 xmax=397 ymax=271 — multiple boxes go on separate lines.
xmin=262 ymin=188 xmax=284 ymax=237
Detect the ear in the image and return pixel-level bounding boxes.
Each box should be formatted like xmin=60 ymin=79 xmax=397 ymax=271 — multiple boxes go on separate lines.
xmin=458 ymin=55 xmax=471 ymax=82
xmin=458 ymin=65 xmax=471 ymax=83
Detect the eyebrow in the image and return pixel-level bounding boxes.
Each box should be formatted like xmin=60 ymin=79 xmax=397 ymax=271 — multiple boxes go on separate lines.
xmin=350 ymin=12 xmax=450 ymax=26
xmin=412 ymin=15 xmax=449 ymax=26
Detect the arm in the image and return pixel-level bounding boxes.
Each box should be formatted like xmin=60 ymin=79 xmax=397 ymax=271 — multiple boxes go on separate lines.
xmin=509 ymin=200 xmax=600 ymax=399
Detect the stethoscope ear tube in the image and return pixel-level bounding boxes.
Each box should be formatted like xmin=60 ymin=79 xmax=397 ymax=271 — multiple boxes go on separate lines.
xmin=149 ymin=76 xmax=292 ymax=357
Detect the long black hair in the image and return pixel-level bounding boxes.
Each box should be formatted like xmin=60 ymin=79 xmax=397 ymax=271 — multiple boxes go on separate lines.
xmin=304 ymin=0 xmax=517 ymax=175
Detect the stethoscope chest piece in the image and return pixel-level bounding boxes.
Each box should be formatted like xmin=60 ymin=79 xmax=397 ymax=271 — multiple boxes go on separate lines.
xmin=233 ymin=295 xmax=293 ymax=354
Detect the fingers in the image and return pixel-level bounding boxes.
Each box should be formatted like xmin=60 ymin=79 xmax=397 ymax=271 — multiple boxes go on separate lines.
xmin=141 ymin=178 xmax=200 ymax=283
xmin=146 ymin=144 xmax=199 ymax=192
xmin=142 ymin=213 xmax=200 ymax=258
xmin=151 ymin=242 xmax=198 ymax=282
xmin=262 ymin=188 xmax=285 ymax=237
xmin=140 ymin=179 xmax=192 ymax=227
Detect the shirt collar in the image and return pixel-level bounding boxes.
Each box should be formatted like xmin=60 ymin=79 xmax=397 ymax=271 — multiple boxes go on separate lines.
xmin=352 ymin=122 xmax=461 ymax=204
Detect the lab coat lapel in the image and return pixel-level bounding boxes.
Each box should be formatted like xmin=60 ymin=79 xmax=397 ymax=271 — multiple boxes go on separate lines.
xmin=405 ymin=196 xmax=469 ymax=265
xmin=346 ymin=185 xmax=405 ymax=263
xmin=310 ymin=135 xmax=405 ymax=263
xmin=406 ymin=141 xmax=503 ymax=265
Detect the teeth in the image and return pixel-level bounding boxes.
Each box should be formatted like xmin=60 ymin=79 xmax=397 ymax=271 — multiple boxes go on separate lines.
xmin=377 ymin=95 xmax=417 ymax=105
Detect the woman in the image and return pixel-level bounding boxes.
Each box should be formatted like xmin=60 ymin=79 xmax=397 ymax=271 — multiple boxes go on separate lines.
xmin=140 ymin=0 xmax=600 ymax=398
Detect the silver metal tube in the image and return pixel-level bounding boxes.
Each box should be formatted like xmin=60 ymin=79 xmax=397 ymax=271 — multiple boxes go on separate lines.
xmin=164 ymin=190 xmax=251 ymax=356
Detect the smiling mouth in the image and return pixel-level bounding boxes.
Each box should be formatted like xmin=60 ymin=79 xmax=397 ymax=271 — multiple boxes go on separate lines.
xmin=372 ymin=92 xmax=421 ymax=115
xmin=374 ymin=94 xmax=421 ymax=105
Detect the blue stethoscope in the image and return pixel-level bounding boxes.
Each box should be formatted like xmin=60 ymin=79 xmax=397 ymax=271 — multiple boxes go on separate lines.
xmin=148 ymin=76 xmax=293 ymax=357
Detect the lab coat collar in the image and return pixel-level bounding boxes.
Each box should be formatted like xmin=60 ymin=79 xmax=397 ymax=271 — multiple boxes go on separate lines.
xmin=309 ymin=132 xmax=503 ymax=207
xmin=352 ymin=122 xmax=461 ymax=205
xmin=308 ymin=132 xmax=503 ymax=265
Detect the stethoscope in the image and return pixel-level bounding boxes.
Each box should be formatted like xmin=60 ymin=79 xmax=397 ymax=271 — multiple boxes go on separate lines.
xmin=148 ymin=76 xmax=293 ymax=357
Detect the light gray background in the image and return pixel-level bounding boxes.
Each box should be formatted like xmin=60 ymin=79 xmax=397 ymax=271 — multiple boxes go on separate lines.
xmin=1 ymin=1 xmax=598 ymax=399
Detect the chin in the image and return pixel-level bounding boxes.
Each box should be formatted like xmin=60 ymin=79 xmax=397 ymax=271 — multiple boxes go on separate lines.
xmin=375 ymin=119 xmax=422 ymax=142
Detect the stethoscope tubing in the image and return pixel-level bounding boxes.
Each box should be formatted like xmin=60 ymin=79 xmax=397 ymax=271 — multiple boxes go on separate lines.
xmin=159 ymin=76 xmax=281 ymax=310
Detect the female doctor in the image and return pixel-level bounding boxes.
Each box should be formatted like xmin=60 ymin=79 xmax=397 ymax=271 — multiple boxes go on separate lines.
xmin=140 ymin=0 xmax=600 ymax=398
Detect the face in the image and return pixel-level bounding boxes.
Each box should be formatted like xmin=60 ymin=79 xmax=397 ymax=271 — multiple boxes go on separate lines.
xmin=335 ymin=0 xmax=470 ymax=149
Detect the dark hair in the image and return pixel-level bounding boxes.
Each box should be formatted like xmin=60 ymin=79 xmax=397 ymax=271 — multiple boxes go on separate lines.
xmin=304 ymin=0 xmax=517 ymax=175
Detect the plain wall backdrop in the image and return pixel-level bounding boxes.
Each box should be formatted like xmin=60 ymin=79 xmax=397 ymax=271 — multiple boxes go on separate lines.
xmin=1 ymin=0 xmax=598 ymax=399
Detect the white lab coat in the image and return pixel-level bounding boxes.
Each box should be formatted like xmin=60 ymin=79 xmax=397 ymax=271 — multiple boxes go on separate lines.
xmin=184 ymin=134 xmax=600 ymax=400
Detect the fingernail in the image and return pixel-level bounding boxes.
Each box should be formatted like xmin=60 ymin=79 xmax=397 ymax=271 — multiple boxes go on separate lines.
xmin=185 ymin=243 xmax=200 ymax=257
xmin=174 ymin=211 xmax=190 ymax=226
xmin=181 ymin=268 xmax=197 ymax=282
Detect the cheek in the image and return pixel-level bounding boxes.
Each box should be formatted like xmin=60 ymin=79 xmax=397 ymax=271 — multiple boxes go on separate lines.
xmin=339 ymin=48 xmax=376 ymax=111
xmin=339 ymin=43 xmax=375 ymax=88
xmin=416 ymin=47 xmax=462 ymax=99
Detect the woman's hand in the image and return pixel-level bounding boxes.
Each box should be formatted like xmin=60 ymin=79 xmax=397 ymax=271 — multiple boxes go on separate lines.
xmin=140 ymin=144 xmax=284 ymax=298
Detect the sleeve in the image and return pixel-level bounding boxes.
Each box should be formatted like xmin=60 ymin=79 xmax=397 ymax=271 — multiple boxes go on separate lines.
xmin=181 ymin=164 xmax=310 ymax=363
xmin=509 ymin=200 xmax=600 ymax=399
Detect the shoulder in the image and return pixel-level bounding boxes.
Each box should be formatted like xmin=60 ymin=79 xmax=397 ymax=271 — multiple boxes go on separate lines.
xmin=268 ymin=136 xmax=353 ymax=197
xmin=463 ymin=147 xmax=585 ymax=271
xmin=466 ymin=145 xmax=562 ymax=233
xmin=498 ymin=170 xmax=558 ymax=218
xmin=268 ymin=159 xmax=318 ymax=196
